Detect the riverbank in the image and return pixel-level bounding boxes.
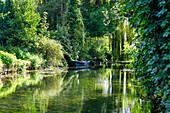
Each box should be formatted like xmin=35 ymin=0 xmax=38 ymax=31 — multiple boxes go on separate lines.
xmin=0 ymin=50 xmax=45 ymax=74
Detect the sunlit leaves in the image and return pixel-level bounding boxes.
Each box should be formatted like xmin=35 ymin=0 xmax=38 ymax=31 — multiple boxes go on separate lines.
xmin=163 ymin=27 xmax=170 ymax=37
xmin=64 ymin=0 xmax=86 ymax=60
xmin=39 ymin=37 xmax=64 ymax=66
xmin=156 ymin=8 xmax=167 ymax=17
xmin=126 ymin=0 xmax=170 ymax=112
xmin=159 ymin=0 xmax=166 ymax=7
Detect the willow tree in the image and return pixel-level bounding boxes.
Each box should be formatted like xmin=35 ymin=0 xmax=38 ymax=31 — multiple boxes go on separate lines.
xmin=64 ymin=0 xmax=85 ymax=60
xmin=79 ymin=0 xmax=133 ymax=61
xmin=97 ymin=1 xmax=132 ymax=61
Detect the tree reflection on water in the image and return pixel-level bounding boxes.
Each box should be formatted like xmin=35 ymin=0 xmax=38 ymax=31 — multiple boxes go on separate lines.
xmin=0 ymin=67 xmax=152 ymax=113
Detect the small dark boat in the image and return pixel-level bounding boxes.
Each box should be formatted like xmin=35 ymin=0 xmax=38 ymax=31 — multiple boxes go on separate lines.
xmin=68 ymin=66 xmax=90 ymax=71
xmin=68 ymin=61 xmax=90 ymax=66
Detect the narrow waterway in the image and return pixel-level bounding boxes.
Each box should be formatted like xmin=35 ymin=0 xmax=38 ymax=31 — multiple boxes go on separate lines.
xmin=0 ymin=66 xmax=152 ymax=113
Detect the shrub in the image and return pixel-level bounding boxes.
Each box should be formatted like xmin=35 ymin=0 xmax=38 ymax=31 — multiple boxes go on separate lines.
xmin=12 ymin=47 xmax=44 ymax=69
xmin=0 ymin=46 xmax=6 ymax=51
xmin=87 ymin=37 xmax=108 ymax=61
xmin=0 ymin=50 xmax=32 ymax=71
xmin=0 ymin=59 xmax=2 ymax=72
xmin=39 ymin=37 xmax=64 ymax=66
xmin=0 ymin=79 xmax=2 ymax=90
xmin=29 ymin=55 xmax=44 ymax=69
xmin=16 ymin=59 xmax=31 ymax=71
xmin=0 ymin=51 xmax=17 ymax=68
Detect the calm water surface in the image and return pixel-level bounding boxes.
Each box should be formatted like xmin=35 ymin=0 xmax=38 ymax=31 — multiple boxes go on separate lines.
xmin=0 ymin=67 xmax=152 ymax=113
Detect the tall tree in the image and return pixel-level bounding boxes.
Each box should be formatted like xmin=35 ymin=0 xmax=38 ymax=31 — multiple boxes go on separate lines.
xmin=2 ymin=0 xmax=14 ymax=29
xmin=37 ymin=0 xmax=68 ymax=30
xmin=81 ymin=0 xmax=108 ymax=37
xmin=0 ymin=0 xmax=15 ymax=45
xmin=65 ymin=0 xmax=85 ymax=60
xmin=0 ymin=0 xmax=4 ymax=30
xmin=0 ymin=0 xmax=3 ymax=13
xmin=12 ymin=0 xmax=41 ymax=47
xmin=0 ymin=0 xmax=41 ymax=47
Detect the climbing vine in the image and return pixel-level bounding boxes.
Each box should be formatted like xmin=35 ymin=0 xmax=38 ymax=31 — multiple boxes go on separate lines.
xmin=123 ymin=0 xmax=170 ymax=112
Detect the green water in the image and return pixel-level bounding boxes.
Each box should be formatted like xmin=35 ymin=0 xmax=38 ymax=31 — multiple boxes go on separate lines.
xmin=0 ymin=67 xmax=152 ymax=113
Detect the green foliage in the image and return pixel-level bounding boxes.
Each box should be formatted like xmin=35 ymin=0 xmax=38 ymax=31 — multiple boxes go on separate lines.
xmin=0 ymin=0 xmax=3 ymax=13
xmin=37 ymin=12 xmax=65 ymax=66
xmin=2 ymin=0 xmax=14 ymax=29
xmin=40 ymin=12 xmax=49 ymax=36
xmin=11 ymin=0 xmax=41 ymax=47
xmin=125 ymin=0 xmax=170 ymax=112
xmin=37 ymin=0 xmax=68 ymax=30
xmin=29 ymin=55 xmax=44 ymax=69
xmin=53 ymin=26 xmax=71 ymax=55
xmin=0 ymin=0 xmax=41 ymax=47
xmin=123 ymin=40 xmax=137 ymax=62
xmin=0 ymin=0 xmax=15 ymax=45
xmin=86 ymin=7 xmax=107 ymax=37
xmin=0 ymin=58 xmax=2 ymax=72
xmin=16 ymin=59 xmax=31 ymax=71
xmin=65 ymin=0 xmax=86 ymax=60
xmin=0 ymin=51 xmax=17 ymax=68
xmin=12 ymin=47 xmax=44 ymax=69
xmin=38 ymin=37 xmax=64 ymax=66
xmin=0 ymin=0 xmax=61 ymax=69
xmin=36 ymin=0 xmax=131 ymax=62
xmin=87 ymin=37 xmax=108 ymax=61
xmin=81 ymin=0 xmax=113 ymax=37
xmin=0 ymin=0 xmax=4 ymax=30
xmin=0 ymin=50 xmax=32 ymax=71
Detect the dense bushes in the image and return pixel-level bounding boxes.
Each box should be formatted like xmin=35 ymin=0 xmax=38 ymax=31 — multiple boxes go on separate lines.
xmin=0 ymin=0 xmax=65 ymax=68
xmin=38 ymin=37 xmax=64 ymax=66
xmin=12 ymin=48 xmax=44 ymax=69
xmin=0 ymin=51 xmax=31 ymax=71
xmin=0 ymin=51 xmax=17 ymax=68
xmin=0 ymin=0 xmax=41 ymax=47
xmin=85 ymin=37 xmax=108 ymax=61
xmin=0 ymin=44 xmax=64 ymax=71
xmin=0 ymin=0 xmax=112 ymax=65
xmin=0 ymin=59 xmax=2 ymax=72
xmin=16 ymin=59 xmax=30 ymax=71
xmin=0 ymin=49 xmax=45 ymax=71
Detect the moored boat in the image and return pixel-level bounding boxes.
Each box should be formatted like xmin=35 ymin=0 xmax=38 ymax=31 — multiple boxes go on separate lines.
xmin=68 ymin=61 xmax=90 ymax=66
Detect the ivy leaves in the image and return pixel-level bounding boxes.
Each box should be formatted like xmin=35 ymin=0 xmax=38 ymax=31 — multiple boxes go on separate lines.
xmin=126 ymin=0 xmax=170 ymax=112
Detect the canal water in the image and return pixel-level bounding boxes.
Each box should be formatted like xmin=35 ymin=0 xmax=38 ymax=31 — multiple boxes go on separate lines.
xmin=0 ymin=66 xmax=152 ymax=113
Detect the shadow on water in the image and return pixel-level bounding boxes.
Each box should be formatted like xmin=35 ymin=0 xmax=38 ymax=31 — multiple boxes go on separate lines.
xmin=0 ymin=66 xmax=152 ymax=113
